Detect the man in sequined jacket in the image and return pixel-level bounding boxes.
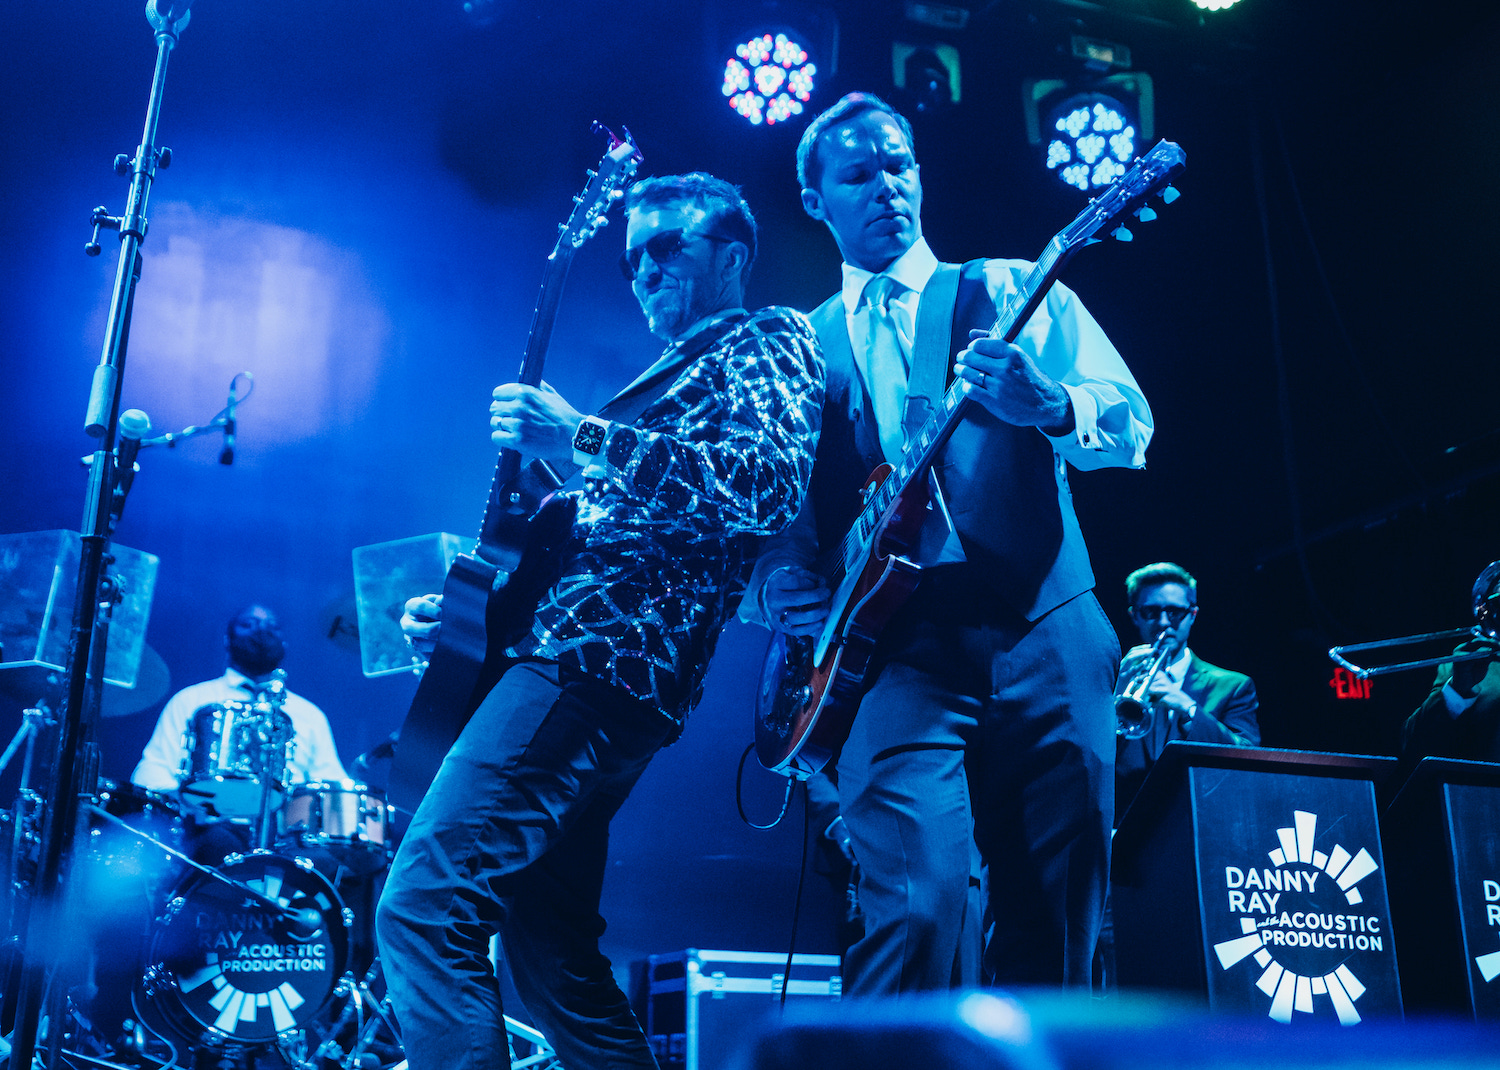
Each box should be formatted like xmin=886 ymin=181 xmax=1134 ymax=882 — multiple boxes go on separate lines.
xmin=376 ymin=172 xmax=823 ymax=1070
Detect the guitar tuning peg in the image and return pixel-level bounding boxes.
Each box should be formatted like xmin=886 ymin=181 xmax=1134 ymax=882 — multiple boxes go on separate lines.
xmin=1111 ymin=225 xmax=1133 ymax=242
xmin=557 ymin=222 xmax=567 ymax=233
xmin=1161 ymin=185 xmax=1180 ymax=204
xmin=586 ymin=169 xmax=598 ymax=179
xmin=1133 ymin=205 xmax=1157 ymax=222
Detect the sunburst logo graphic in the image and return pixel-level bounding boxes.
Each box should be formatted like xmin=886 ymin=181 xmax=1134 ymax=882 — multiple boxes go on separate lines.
xmin=152 ymin=853 xmax=344 ymax=1043
xmin=1211 ymin=809 xmax=1386 ymax=1024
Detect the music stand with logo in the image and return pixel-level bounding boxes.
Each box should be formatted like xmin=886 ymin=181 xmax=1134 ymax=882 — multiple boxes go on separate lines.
xmin=1112 ymin=741 xmax=1403 ymax=1024
xmin=1382 ymin=756 xmax=1500 ymax=1019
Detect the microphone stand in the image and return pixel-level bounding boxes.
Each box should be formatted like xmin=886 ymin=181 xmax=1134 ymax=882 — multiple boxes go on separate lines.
xmin=8 ymin=5 xmax=194 ymax=1069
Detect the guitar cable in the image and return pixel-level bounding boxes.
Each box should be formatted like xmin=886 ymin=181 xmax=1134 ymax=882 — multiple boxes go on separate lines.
xmin=734 ymin=743 xmax=815 ymax=1009
xmin=733 ymin=742 xmax=795 ymax=830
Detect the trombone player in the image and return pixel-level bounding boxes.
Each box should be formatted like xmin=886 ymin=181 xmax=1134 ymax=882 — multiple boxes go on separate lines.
xmin=1114 ymin=562 xmax=1260 ymax=825
xmin=1402 ymin=561 xmax=1500 ymax=763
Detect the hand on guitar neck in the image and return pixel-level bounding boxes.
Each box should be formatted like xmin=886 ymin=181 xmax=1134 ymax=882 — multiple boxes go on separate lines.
xmin=761 ymin=565 xmax=831 ymax=637
xmin=490 ymin=381 xmax=586 ymax=464
xmin=402 ymin=594 xmax=444 ymax=657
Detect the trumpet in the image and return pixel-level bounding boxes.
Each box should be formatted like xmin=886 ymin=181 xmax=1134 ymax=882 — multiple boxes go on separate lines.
xmin=1328 ymin=561 xmax=1500 ymax=679
xmin=1116 ymin=629 xmax=1174 ymax=739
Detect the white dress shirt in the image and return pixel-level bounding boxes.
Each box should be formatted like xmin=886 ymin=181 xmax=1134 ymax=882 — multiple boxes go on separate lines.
xmin=131 ymin=668 xmax=348 ymax=792
xmin=837 ymin=237 xmax=1152 ymax=473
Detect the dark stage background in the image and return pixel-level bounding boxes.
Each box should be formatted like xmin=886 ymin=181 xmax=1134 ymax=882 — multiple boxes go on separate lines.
xmin=1 ymin=0 xmax=1497 ymax=974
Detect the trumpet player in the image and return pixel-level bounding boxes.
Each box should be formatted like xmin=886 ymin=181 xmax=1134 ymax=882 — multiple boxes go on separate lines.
xmin=1094 ymin=563 xmax=1260 ymax=992
xmin=1114 ymin=562 xmax=1260 ymax=825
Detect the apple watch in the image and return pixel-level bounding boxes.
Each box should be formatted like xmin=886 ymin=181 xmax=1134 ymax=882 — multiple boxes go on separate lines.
xmin=571 ymin=415 xmax=610 ymax=468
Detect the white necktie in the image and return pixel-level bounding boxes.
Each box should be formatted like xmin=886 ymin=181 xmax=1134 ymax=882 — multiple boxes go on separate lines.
xmin=862 ymin=275 xmax=910 ymax=464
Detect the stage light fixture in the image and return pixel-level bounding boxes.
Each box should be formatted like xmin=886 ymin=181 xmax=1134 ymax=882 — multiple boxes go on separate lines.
xmin=1045 ymin=92 xmax=1137 ymax=191
xmin=1023 ymin=72 xmax=1154 ymax=193
xmin=892 ymin=41 xmax=961 ymax=113
xmin=722 ymin=29 xmax=820 ymax=126
xmin=1189 ymin=0 xmax=1245 ymax=9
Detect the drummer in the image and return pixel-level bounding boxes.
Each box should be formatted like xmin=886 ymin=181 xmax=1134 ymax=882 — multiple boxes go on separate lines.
xmin=131 ymin=603 xmax=348 ymax=858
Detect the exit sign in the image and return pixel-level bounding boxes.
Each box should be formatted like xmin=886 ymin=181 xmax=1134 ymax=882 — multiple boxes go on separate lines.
xmin=1330 ymin=667 xmax=1374 ymax=700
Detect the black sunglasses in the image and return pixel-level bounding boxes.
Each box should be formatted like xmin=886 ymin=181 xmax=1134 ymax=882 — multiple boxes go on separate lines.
xmin=619 ymin=229 xmax=734 ymax=281
xmin=1132 ymin=604 xmax=1196 ymax=626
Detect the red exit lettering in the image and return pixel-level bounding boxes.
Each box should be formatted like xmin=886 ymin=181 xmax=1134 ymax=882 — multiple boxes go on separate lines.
xmin=1329 ymin=667 xmax=1373 ymax=700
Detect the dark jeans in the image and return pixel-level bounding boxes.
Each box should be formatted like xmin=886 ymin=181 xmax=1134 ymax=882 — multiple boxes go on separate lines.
xmin=376 ymin=660 xmax=672 ymax=1070
xmin=836 ymin=569 xmax=1118 ymax=993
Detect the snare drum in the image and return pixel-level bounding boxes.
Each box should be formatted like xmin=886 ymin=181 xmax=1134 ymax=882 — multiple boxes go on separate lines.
xmin=278 ymin=781 xmax=391 ymax=876
xmin=179 ymin=702 xmax=294 ymax=819
xmin=134 ymin=850 xmax=350 ymax=1049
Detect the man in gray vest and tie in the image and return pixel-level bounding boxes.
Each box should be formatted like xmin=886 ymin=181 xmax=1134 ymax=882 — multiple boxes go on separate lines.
xmin=745 ymin=92 xmax=1153 ymax=993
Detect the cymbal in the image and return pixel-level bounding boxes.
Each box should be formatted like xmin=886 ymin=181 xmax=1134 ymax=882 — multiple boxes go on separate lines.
xmin=101 ymin=643 xmax=170 ymax=717
xmin=0 ymin=643 xmax=169 ymax=717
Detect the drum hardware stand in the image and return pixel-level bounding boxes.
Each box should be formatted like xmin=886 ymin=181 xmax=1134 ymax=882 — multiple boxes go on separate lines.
xmin=1 ymin=699 xmax=55 ymax=971
xmin=250 ymin=675 xmax=292 ymax=853
xmin=8 ymin=3 xmax=195 ymax=1068
xmin=301 ymin=961 xmax=400 ymax=1070
xmin=8 ymin=560 xmax=132 ymax=1070
xmin=502 ymin=1017 xmax=560 ymax=1070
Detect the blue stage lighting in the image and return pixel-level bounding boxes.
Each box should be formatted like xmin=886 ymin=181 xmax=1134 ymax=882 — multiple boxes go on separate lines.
xmin=723 ymin=30 xmax=818 ymax=126
xmin=1044 ymin=93 xmax=1139 ymax=192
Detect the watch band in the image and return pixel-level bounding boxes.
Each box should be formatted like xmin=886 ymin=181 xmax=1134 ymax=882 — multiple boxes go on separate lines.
xmin=571 ymin=415 xmax=610 ymax=468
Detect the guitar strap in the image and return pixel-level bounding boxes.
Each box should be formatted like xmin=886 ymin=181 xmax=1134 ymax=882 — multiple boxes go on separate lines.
xmin=533 ymin=309 xmax=752 ymax=485
xmin=600 ymin=309 xmax=750 ymax=422
xmin=903 ymin=263 xmax=962 ymax=441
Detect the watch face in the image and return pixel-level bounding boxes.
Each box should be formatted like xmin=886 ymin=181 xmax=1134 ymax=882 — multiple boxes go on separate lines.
xmin=573 ymin=419 xmax=607 ymax=454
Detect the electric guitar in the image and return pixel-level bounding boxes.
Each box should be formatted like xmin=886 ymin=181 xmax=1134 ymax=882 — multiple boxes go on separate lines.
xmin=388 ymin=124 xmax=642 ymax=814
xmin=754 ymin=139 xmax=1187 ymax=779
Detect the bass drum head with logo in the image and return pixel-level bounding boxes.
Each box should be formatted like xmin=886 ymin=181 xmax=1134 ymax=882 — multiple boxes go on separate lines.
xmin=135 ymin=851 xmax=350 ymax=1049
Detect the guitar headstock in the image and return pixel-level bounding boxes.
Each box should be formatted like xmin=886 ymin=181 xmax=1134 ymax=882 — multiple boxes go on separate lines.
xmin=556 ymin=122 xmax=644 ymax=253
xmin=1061 ymin=139 xmax=1186 ymax=251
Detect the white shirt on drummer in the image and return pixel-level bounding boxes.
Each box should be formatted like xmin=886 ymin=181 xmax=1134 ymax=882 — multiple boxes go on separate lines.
xmin=131 ymin=668 xmax=348 ymax=792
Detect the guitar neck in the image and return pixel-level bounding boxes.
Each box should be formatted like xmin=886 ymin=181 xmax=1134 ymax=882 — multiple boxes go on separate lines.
xmin=474 ymin=245 xmax=578 ymax=565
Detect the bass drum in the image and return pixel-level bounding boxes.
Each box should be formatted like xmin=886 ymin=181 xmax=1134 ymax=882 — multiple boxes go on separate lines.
xmin=135 ymin=851 xmax=351 ymax=1051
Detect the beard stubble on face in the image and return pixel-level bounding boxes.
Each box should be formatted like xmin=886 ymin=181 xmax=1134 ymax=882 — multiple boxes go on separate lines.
xmin=641 ymin=268 xmax=730 ymax=342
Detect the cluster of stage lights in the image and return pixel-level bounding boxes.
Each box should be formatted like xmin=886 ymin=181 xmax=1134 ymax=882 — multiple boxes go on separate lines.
xmin=723 ymin=31 xmax=817 ymax=126
xmin=1046 ymin=95 xmax=1138 ymax=191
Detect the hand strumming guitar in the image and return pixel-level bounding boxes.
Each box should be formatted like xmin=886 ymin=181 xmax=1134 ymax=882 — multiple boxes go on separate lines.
xmin=759 ymin=565 xmax=831 ymax=638
xmin=954 ymin=330 xmax=1075 ymax=437
xmin=401 ymin=594 xmax=443 ymax=656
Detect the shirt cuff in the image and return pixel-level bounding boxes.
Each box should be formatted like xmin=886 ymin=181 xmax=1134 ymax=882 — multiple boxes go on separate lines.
xmin=1048 ymin=382 xmax=1102 ymax=451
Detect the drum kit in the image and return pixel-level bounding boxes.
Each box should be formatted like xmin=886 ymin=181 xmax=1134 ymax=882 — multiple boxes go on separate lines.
xmin=0 ymin=530 xmax=561 ymax=1070
xmin=14 ymin=681 xmax=404 ymax=1070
